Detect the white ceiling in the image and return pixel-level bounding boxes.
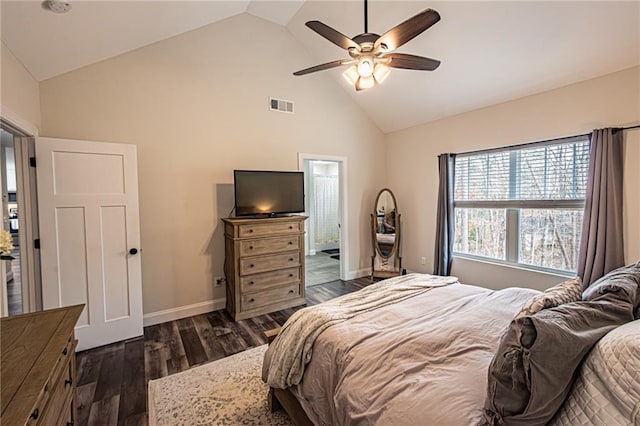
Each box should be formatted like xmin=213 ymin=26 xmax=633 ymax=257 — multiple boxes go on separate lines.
xmin=287 ymin=1 xmax=640 ymax=132
xmin=2 ymin=1 xmax=639 ymax=133
xmin=0 ymin=0 xmax=304 ymax=81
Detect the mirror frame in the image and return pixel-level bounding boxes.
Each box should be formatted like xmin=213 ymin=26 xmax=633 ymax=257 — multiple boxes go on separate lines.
xmin=371 ymin=188 xmax=402 ymax=281
xmin=373 ymin=188 xmax=399 ymax=259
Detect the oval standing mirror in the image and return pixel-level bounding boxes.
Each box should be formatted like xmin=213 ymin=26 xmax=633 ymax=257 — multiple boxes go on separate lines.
xmin=374 ymin=189 xmax=397 ymax=257
xmin=371 ymin=188 xmax=402 ymax=281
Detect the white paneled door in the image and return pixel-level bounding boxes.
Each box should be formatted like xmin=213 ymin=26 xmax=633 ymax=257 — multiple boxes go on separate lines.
xmin=36 ymin=138 xmax=143 ymax=350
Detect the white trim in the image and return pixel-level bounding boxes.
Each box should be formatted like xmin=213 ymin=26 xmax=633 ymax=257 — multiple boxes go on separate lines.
xmin=14 ymin=137 xmax=40 ymax=313
xmin=143 ymin=299 xmax=226 ymax=327
xmin=0 ymin=105 xmax=38 ymax=136
xmin=345 ymin=268 xmax=370 ymax=281
xmin=298 ymin=153 xmax=348 ymax=281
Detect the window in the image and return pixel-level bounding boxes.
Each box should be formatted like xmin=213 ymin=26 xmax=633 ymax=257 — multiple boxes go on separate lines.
xmin=453 ymin=137 xmax=590 ymax=273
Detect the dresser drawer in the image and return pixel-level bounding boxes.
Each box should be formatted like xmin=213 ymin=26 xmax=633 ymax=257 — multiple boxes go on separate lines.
xmin=26 ymin=337 xmax=75 ymax=426
xmin=37 ymin=373 xmax=72 ymax=426
xmin=238 ymin=221 xmax=301 ymax=238
xmin=36 ymin=340 xmax=75 ymax=426
xmin=240 ymin=268 xmax=300 ymax=293
xmin=239 ymin=236 xmax=300 ymax=257
xmin=241 ymin=284 xmax=301 ymax=311
xmin=239 ymin=252 xmax=300 ymax=275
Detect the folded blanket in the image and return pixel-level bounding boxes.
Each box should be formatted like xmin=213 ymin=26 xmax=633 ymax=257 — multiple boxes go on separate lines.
xmin=263 ymin=273 xmax=458 ymax=389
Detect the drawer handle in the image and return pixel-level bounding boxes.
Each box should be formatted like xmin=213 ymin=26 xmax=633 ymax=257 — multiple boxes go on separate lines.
xmin=289 ymin=273 xmax=294 ymax=278
xmin=288 ymin=241 xmax=293 ymax=245
xmin=289 ymin=225 xmax=293 ymax=229
xmin=289 ymin=258 xmax=294 ymax=262
xmin=289 ymin=290 xmax=294 ymax=294
xmin=249 ymin=281 xmax=255 ymax=285
xmin=62 ymin=347 xmax=68 ymax=356
xmin=249 ymin=229 xmax=254 ymax=233
xmin=65 ymin=378 xmax=73 ymax=387
xmin=249 ymin=264 xmax=255 ymax=268
xmin=249 ymin=246 xmax=254 ymax=250
xmin=250 ymin=298 xmax=255 ymax=302
xmin=31 ymin=408 xmax=40 ymax=420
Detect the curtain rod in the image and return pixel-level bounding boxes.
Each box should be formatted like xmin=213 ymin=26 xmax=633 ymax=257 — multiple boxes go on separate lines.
xmin=456 ymin=124 xmax=640 ymax=157
xmin=612 ymin=124 xmax=640 ymax=134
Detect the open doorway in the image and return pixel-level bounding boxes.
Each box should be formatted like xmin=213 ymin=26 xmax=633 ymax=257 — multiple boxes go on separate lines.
xmin=0 ymin=119 xmax=40 ymax=318
xmin=1 ymin=129 xmax=21 ymax=315
xmin=299 ymin=154 xmax=348 ymax=286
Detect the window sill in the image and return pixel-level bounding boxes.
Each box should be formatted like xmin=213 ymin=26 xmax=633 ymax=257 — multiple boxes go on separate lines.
xmin=452 ymin=253 xmax=576 ymax=279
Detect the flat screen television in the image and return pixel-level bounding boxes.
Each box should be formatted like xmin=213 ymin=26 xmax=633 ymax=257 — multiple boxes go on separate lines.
xmin=234 ymin=170 xmax=305 ymax=217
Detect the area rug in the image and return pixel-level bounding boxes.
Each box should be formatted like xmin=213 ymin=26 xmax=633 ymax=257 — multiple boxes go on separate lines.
xmin=148 ymin=345 xmax=293 ymax=425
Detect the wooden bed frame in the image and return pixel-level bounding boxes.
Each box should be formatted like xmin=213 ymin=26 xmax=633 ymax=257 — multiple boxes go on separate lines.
xmin=265 ymin=328 xmax=314 ymax=426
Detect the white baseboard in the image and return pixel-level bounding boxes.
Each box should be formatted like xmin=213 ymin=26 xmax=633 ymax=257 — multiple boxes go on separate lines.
xmin=309 ymin=249 xmax=316 ymax=255
xmin=345 ymin=268 xmax=370 ymax=280
xmin=143 ymin=299 xmax=226 ymax=327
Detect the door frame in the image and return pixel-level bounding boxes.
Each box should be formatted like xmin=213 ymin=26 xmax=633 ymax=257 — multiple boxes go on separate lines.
xmin=0 ymin=113 xmax=40 ymax=314
xmin=298 ymin=153 xmax=348 ymax=281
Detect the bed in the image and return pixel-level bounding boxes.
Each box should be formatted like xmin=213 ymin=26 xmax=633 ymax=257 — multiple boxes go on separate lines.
xmin=262 ymin=268 xmax=640 ymax=426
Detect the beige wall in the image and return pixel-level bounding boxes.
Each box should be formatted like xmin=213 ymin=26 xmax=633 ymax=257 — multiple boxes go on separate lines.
xmin=1 ymin=41 xmax=41 ymax=133
xmin=40 ymin=13 xmax=386 ymax=315
xmin=386 ymin=66 xmax=640 ymax=291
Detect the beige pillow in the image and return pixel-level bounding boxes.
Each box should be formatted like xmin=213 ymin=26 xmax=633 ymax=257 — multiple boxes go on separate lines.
xmin=514 ymin=277 xmax=582 ymax=319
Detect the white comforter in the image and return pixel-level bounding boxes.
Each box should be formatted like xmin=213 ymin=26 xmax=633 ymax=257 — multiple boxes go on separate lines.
xmin=551 ymin=320 xmax=640 ymax=425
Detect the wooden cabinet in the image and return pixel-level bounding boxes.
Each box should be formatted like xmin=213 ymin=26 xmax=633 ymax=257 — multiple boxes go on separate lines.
xmin=1 ymin=305 xmax=83 ymax=426
xmin=223 ymin=216 xmax=307 ymax=320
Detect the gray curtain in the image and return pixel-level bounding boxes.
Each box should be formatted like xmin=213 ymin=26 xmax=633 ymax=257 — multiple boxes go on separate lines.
xmin=577 ymin=128 xmax=625 ymax=287
xmin=434 ymin=153 xmax=456 ymax=276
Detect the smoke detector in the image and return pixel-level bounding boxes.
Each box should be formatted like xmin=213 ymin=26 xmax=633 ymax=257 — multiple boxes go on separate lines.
xmin=46 ymin=0 xmax=72 ymax=14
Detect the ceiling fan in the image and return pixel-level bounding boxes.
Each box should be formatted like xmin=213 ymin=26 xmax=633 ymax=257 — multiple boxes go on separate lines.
xmin=293 ymin=0 xmax=441 ymax=91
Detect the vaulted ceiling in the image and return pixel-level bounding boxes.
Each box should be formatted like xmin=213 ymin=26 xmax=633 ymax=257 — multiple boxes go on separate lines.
xmin=2 ymin=1 xmax=639 ymax=133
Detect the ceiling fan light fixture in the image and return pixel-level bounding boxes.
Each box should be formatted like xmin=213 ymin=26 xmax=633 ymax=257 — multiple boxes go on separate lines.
xmin=342 ymin=66 xmax=360 ymax=85
xmin=357 ymin=57 xmax=374 ymax=78
xmin=356 ymin=75 xmax=375 ymax=91
xmin=373 ymin=63 xmax=390 ymax=83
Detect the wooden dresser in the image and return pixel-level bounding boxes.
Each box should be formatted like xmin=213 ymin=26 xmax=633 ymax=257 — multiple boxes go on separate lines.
xmin=1 ymin=305 xmax=84 ymax=426
xmin=223 ymin=216 xmax=307 ymax=320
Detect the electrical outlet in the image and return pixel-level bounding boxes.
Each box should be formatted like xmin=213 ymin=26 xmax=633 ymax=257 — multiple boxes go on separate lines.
xmin=420 ymin=257 xmax=427 ymax=265
xmin=214 ymin=276 xmax=226 ymax=286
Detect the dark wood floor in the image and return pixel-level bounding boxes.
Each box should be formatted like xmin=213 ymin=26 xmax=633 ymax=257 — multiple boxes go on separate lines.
xmin=75 ymin=278 xmax=370 ymax=426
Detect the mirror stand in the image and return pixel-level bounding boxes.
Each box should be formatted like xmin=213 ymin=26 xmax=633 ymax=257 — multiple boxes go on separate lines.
xmin=370 ymin=188 xmax=402 ymax=281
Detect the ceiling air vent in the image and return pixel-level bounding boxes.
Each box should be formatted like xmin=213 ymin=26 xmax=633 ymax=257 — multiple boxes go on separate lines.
xmin=269 ymin=97 xmax=294 ymax=114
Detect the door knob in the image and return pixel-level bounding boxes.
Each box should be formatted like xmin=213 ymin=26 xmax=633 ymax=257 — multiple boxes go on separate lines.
xmin=129 ymin=248 xmax=139 ymax=255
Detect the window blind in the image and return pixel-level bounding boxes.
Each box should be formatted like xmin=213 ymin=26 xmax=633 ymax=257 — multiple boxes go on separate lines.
xmin=455 ymin=138 xmax=590 ymax=202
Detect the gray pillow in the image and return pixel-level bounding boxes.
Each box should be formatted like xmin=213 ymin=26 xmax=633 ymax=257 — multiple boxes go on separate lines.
xmin=583 ymin=261 xmax=640 ymax=318
xmin=481 ymin=290 xmax=636 ymax=426
xmin=514 ymin=277 xmax=582 ymax=319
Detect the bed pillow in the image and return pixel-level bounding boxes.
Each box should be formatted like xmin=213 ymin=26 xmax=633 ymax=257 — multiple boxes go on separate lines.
xmin=583 ymin=262 xmax=640 ymax=317
xmin=481 ymin=289 xmax=636 ymax=426
xmin=514 ymin=277 xmax=582 ymax=319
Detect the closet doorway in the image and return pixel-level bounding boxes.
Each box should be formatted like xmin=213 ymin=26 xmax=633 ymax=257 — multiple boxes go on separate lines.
xmin=299 ymin=154 xmax=348 ymax=286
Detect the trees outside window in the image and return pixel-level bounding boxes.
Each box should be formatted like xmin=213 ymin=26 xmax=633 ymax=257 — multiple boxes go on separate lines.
xmin=453 ymin=137 xmax=589 ymax=273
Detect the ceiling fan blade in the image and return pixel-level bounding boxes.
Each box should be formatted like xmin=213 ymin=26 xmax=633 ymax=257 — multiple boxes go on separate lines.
xmin=385 ymin=53 xmax=441 ymax=71
xmin=293 ymin=59 xmax=351 ymax=76
xmin=374 ymin=9 xmax=440 ymax=52
xmin=306 ymin=21 xmax=361 ymax=51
